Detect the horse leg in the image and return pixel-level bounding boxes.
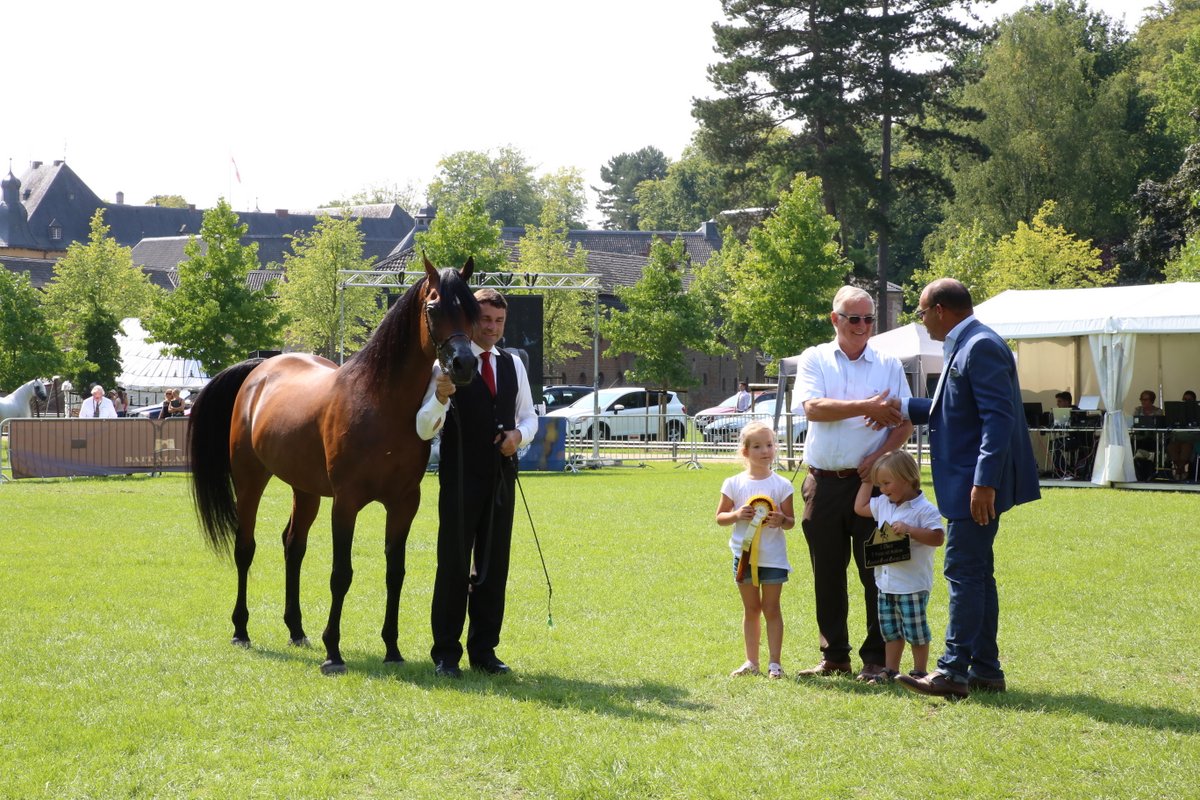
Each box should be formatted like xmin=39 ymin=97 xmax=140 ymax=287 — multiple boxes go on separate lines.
xmin=381 ymin=493 xmax=419 ymax=664
xmin=230 ymin=457 xmax=270 ymax=647
xmin=282 ymin=491 xmax=320 ymax=647
xmin=320 ymin=499 xmax=359 ymax=674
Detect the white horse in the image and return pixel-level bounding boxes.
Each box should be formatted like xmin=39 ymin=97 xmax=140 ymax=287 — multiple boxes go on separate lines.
xmin=0 ymin=379 xmax=49 ymax=425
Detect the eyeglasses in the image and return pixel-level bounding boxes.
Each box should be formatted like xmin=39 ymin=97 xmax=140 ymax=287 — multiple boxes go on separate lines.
xmin=836 ymin=312 xmax=876 ymax=325
xmin=915 ymin=304 xmax=938 ymax=321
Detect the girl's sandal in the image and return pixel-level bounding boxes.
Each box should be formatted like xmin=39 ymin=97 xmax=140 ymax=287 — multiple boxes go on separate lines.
xmin=768 ymin=662 xmax=784 ymax=679
xmin=730 ymin=661 xmax=760 ymax=677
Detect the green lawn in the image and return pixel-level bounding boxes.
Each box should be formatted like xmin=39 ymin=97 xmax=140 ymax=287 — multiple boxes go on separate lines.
xmin=1 ymin=465 xmax=1196 ymax=799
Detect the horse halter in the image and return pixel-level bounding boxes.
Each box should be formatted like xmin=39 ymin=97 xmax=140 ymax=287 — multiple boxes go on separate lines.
xmin=424 ymin=298 xmax=472 ymax=374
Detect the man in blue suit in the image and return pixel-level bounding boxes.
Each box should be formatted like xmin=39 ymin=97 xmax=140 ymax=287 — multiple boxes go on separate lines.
xmin=895 ymin=279 xmax=1040 ymax=698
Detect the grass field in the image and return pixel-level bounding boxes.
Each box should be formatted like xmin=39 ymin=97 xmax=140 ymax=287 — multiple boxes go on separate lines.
xmin=1 ymin=463 xmax=1197 ymax=799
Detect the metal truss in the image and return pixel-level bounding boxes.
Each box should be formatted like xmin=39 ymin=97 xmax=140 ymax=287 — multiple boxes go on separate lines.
xmin=338 ymin=270 xmax=601 ymax=291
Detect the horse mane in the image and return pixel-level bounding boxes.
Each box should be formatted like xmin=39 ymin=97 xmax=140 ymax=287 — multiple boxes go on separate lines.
xmin=347 ymin=267 xmax=479 ymax=387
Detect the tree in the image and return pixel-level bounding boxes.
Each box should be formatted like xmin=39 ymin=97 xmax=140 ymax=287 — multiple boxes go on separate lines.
xmin=0 ymin=269 xmax=60 ymax=389
xmin=143 ymin=199 xmax=284 ymax=374
xmin=1152 ymin=27 xmax=1200 ymax=149
xmin=42 ymin=209 xmax=159 ymax=384
xmin=70 ymin=309 xmax=122 ymax=391
xmin=1163 ymin=230 xmax=1200 ymax=281
xmin=536 ymin=168 xmax=588 ymax=230
xmin=941 ymin=2 xmax=1142 ymax=243
xmin=633 ymin=147 xmax=726 ymax=231
xmin=595 ymin=147 xmax=670 ymax=230
xmin=1118 ymin=142 xmax=1200 ymax=283
xmin=985 ymin=201 xmax=1114 ymax=296
xmin=144 ymin=194 xmax=189 ymax=208
xmin=427 ymin=147 xmax=542 ymax=227
xmin=725 ymin=174 xmax=849 ymax=364
xmin=413 ymin=198 xmax=509 ymax=275
xmin=601 ymin=238 xmax=715 ymax=390
xmin=327 ymin=181 xmax=420 ymax=213
xmin=278 ymin=215 xmax=383 ymax=361
xmin=689 ymin=226 xmax=753 ymax=359
xmin=514 ymin=199 xmax=592 ymax=377
xmin=907 ymin=219 xmax=996 ymax=308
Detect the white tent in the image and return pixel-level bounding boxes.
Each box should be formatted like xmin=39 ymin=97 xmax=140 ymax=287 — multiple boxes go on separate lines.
xmin=115 ymin=317 xmax=210 ymax=404
xmin=974 ymin=283 xmax=1200 ymax=485
xmin=866 ymin=322 xmax=943 ymax=398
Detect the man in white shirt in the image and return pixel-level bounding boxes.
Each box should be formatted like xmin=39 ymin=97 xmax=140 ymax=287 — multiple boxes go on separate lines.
xmin=735 ymin=380 xmax=752 ymax=412
xmin=792 ymin=286 xmax=912 ymax=682
xmin=78 ymin=385 xmax=118 ymax=419
xmin=416 ymin=288 xmax=537 ymax=679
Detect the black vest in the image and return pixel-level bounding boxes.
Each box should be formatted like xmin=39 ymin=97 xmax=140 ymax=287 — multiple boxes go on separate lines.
xmin=442 ymin=350 xmax=517 ymax=472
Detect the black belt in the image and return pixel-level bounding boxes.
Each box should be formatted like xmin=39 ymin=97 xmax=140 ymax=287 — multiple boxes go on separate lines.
xmin=808 ymin=466 xmax=858 ymax=479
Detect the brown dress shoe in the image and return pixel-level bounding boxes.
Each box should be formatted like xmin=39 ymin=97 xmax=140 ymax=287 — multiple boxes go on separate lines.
xmin=896 ymin=671 xmax=969 ymax=699
xmin=855 ymin=663 xmax=887 ymax=682
xmin=795 ymin=659 xmax=853 ymax=677
xmin=968 ymin=675 xmax=1006 ymax=692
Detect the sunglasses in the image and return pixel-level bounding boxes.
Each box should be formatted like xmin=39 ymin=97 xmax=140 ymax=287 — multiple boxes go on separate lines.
xmin=836 ymin=312 xmax=876 ymax=325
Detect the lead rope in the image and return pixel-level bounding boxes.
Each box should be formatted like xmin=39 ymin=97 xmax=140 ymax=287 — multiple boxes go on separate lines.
xmin=514 ymin=470 xmax=553 ymax=627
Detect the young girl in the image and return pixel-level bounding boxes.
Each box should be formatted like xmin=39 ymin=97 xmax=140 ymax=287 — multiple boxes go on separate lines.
xmin=716 ymin=421 xmax=796 ymax=679
xmin=853 ymin=450 xmax=944 ymax=684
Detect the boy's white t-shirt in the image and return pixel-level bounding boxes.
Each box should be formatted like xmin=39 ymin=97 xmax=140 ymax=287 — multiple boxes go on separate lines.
xmin=720 ymin=471 xmax=795 ymax=571
xmin=868 ymin=491 xmax=944 ymax=594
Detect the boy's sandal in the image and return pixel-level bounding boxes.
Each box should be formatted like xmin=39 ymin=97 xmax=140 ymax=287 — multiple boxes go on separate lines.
xmin=768 ymin=662 xmax=784 ymax=679
xmin=867 ymin=668 xmax=900 ymax=685
xmin=730 ymin=661 xmax=760 ymax=677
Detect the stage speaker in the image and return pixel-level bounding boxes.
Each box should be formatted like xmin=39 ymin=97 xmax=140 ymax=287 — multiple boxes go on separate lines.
xmin=500 ymin=295 xmax=543 ymax=388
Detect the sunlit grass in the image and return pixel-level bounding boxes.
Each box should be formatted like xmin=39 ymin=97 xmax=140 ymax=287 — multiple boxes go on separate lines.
xmin=1 ymin=466 xmax=1197 ymax=798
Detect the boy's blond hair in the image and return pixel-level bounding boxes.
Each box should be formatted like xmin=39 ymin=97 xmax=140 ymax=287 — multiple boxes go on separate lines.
xmin=738 ymin=420 xmax=776 ymax=466
xmin=869 ymin=449 xmax=921 ymax=491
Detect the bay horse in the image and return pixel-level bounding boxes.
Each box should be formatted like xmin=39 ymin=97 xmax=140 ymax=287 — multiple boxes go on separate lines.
xmin=188 ymin=257 xmax=479 ymax=673
xmin=0 ymin=379 xmax=49 ymax=425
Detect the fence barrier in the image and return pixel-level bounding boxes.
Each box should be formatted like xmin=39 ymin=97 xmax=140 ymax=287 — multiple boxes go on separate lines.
xmin=1 ymin=417 xmax=191 ymax=480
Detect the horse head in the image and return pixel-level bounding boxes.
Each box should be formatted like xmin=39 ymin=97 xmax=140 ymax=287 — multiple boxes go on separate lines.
xmin=422 ymin=255 xmax=479 ymax=386
xmin=33 ymin=380 xmax=48 ymax=404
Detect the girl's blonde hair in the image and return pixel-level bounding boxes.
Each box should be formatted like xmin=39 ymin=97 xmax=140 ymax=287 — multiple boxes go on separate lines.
xmin=738 ymin=420 xmax=776 ymax=465
xmin=870 ymin=449 xmax=921 ymax=491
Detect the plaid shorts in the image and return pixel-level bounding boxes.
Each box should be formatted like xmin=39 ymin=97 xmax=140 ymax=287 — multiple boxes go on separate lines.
xmin=877 ymin=590 xmax=931 ymax=645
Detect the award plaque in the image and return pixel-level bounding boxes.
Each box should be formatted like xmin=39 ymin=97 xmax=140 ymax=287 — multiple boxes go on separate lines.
xmin=863 ymin=521 xmax=912 ymax=567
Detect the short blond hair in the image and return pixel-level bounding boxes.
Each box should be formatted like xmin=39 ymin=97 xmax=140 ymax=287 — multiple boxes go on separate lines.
xmin=870 ymin=450 xmax=920 ymax=491
xmin=833 ymin=285 xmax=874 ymax=314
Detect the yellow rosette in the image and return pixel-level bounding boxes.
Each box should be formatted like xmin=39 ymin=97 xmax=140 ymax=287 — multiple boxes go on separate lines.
xmin=735 ymin=494 xmax=776 ymax=587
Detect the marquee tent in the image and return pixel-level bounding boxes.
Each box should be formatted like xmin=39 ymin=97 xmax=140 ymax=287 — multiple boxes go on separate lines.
xmin=115 ymin=317 xmax=210 ymax=404
xmin=974 ymin=282 xmax=1200 ymax=485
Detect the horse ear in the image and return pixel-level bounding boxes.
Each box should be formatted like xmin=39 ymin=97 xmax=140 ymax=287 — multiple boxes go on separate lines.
xmin=423 ymin=253 xmax=440 ymax=289
xmin=460 ymin=257 xmax=474 ymax=281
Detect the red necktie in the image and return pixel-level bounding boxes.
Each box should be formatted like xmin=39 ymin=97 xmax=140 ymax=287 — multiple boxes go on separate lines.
xmin=481 ymin=351 xmax=496 ymax=396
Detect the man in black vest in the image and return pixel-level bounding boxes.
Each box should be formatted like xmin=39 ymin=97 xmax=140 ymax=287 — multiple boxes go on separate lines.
xmin=417 ymin=288 xmax=538 ymax=677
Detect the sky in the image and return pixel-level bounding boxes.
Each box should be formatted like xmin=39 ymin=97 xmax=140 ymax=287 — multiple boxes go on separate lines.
xmin=5 ymin=0 xmax=1158 ymax=227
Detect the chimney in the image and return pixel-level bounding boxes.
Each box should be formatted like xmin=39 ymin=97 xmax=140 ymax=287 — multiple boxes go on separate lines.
xmin=275 ymin=208 xmax=289 ymax=218
xmin=115 ymin=191 xmax=124 ymax=205
xmin=53 ymin=160 xmax=64 ymax=166
xmin=30 ymin=161 xmax=42 ymax=169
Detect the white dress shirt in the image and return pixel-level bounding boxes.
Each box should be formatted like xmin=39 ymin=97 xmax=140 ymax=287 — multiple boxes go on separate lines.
xmin=78 ymin=396 xmax=118 ymax=419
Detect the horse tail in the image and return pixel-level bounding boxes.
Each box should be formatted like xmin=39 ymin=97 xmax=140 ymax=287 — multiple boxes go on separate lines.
xmin=189 ymin=359 xmax=262 ymax=557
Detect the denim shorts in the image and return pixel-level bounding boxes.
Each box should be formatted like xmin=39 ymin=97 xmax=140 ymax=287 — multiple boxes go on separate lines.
xmin=877 ymin=590 xmax=931 ymax=644
xmin=732 ymin=557 xmax=789 ymax=585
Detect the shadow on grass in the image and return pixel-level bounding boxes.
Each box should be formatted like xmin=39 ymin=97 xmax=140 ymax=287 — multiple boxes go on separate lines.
xmin=798 ymin=676 xmax=1200 ymax=734
xmin=248 ymin=643 xmax=711 ymax=722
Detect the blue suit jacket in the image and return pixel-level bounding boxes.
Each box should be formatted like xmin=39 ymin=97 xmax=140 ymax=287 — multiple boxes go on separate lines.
xmin=908 ymin=318 xmax=1040 ymax=521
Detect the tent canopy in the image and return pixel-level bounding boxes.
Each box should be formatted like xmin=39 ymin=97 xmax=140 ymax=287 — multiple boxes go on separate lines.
xmin=974 ymin=282 xmax=1200 ymax=337
xmin=116 ymin=317 xmax=210 ymax=394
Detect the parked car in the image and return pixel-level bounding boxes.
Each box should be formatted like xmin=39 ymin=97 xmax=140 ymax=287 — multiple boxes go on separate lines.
xmin=541 ymin=384 xmax=594 ymax=412
xmin=702 ymin=397 xmax=807 ymax=444
xmin=126 ymin=403 xmax=163 ymax=419
xmin=693 ymin=389 xmax=776 ymax=428
xmin=547 ymin=387 xmax=688 ymax=441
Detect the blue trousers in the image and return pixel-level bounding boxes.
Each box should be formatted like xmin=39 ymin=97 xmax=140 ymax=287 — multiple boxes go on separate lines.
xmin=938 ymin=515 xmax=1005 ymax=683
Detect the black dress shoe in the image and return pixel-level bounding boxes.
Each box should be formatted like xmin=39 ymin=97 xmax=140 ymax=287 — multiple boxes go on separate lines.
xmin=434 ymin=660 xmax=462 ymax=679
xmin=470 ymin=657 xmax=511 ymax=675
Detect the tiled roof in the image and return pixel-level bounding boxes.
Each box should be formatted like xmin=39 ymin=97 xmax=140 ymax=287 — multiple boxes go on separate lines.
xmin=0 ymin=255 xmax=57 ymax=289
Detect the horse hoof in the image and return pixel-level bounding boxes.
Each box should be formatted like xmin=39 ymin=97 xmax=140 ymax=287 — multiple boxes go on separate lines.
xmin=320 ymin=660 xmax=347 ymax=675
xmin=383 ymin=652 xmax=405 ymax=665
xmin=290 ymin=637 xmax=312 ymax=648
xmin=231 ymin=637 xmax=251 ymax=648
